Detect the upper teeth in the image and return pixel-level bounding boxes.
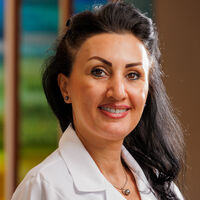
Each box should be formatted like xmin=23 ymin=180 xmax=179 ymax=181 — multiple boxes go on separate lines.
xmin=100 ymin=107 xmax=127 ymax=113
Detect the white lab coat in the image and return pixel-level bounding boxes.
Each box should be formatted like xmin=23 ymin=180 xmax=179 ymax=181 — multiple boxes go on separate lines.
xmin=11 ymin=124 xmax=183 ymax=200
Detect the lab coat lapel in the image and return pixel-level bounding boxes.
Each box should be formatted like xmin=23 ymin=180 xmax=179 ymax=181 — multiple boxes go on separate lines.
xmin=58 ymin=125 xmax=157 ymax=200
xmin=58 ymin=125 xmax=106 ymax=193
xmin=121 ymin=146 xmax=157 ymax=200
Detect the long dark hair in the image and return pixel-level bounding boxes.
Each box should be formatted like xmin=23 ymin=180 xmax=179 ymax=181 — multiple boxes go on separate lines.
xmin=42 ymin=1 xmax=184 ymax=199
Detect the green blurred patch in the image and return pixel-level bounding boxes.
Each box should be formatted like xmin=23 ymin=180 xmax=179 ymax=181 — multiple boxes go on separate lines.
xmin=20 ymin=58 xmax=44 ymax=92
xmin=0 ymin=114 xmax=2 ymax=149
xmin=0 ymin=150 xmax=4 ymax=172
xmin=0 ymin=149 xmax=4 ymax=200
xmin=18 ymin=146 xmax=57 ymax=183
xmin=19 ymin=57 xmax=58 ymax=148
xmin=19 ymin=57 xmax=58 ymax=181
xmin=0 ymin=57 xmax=59 ymax=193
xmin=0 ymin=65 xmax=4 ymax=199
xmin=0 ymin=65 xmax=3 ymax=149
xmin=17 ymin=57 xmax=58 ymax=181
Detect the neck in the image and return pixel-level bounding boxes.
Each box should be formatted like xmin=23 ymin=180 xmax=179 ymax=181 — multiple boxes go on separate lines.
xmin=76 ymin=128 xmax=126 ymax=183
xmin=87 ymin=140 xmax=123 ymax=173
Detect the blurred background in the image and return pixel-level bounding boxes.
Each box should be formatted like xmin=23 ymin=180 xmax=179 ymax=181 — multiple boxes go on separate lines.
xmin=0 ymin=0 xmax=199 ymax=200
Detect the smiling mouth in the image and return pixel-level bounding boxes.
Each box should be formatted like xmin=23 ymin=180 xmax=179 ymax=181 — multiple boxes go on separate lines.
xmin=99 ymin=106 xmax=128 ymax=113
xmin=98 ymin=105 xmax=131 ymax=119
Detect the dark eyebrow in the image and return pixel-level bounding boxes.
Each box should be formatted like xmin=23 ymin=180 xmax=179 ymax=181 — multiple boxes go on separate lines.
xmin=88 ymin=56 xmax=112 ymax=67
xmin=125 ymin=62 xmax=142 ymax=68
xmin=88 ymin=56 xmax=142 ymax=68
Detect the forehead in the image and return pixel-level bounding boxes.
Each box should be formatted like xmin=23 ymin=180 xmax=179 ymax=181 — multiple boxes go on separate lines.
xmin=74 ymin=33 xmax=149 ymax=65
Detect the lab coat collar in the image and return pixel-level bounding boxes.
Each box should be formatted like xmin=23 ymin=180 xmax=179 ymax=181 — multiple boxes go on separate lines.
xmin=59 ymin=124 xmax=156 ymax=199
xmin=58 ymin=124 xmax=107 ymax=192
xmin=121 ymin=146 xmax=157 ymax=199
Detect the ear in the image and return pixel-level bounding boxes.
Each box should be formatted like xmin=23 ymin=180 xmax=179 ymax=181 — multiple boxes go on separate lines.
xmin=57 ymin=73 xmax=71 ymax=103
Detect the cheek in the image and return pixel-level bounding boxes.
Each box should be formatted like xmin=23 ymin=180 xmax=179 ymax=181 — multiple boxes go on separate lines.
xmin=129 ymin=84 xmax=148 ymax=107
xmin=71 ymin=79 xmax=103 ymax=110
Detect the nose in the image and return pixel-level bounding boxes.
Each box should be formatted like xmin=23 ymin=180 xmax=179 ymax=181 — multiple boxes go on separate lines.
xmin=106 ymin=76 xmax=127 ymax=101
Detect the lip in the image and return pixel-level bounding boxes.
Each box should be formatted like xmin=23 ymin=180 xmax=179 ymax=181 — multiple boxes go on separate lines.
xmin=98 ymin=104 xmax=131 ymax=119
xmin=99 ymin=103 xmax=132 ymax=109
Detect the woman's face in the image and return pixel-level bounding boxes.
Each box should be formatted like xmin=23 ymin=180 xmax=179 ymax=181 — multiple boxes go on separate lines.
xmin=59 ymin=33 xmax=150 ymax=142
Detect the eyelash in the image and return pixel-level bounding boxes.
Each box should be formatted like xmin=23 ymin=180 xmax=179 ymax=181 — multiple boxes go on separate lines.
xmin=91 ymin=67 xmax=107 ymax=77
xmin=91 ymin=67 xmax=140 ymax=80
xmin=126 ymin=72 xmax=140 ymax=80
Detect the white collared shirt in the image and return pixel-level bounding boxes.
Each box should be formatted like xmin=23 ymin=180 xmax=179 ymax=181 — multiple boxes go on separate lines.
xmin=11 ymin=124 xmax=184 ymax=200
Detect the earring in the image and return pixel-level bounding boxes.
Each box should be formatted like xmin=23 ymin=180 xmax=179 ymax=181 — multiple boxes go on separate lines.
xmin=65 ymin=96 xmax=69 ymax=101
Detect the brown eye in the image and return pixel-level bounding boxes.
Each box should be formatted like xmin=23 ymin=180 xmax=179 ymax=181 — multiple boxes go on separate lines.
xmin=91 ymin=68 xmax=106 ymax=77
xmin=126 ymin=72 xmax=140 ymax=80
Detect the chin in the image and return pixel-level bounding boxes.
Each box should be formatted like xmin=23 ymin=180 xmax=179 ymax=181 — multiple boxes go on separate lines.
xmin=98 ymin=124 xmax=133 ymax=141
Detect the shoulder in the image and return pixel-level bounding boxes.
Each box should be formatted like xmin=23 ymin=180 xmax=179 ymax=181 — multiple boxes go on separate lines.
xmin=11 ymin=150 xmax=75 ymax=200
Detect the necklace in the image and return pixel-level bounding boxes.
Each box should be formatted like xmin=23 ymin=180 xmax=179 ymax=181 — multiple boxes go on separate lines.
xmin=113 ymin=167 xmax=131 ymax=196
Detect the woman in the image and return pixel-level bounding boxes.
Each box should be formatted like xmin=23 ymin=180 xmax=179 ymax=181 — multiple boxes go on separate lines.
xmin=12 ymin=1 xmax=185 ymax=200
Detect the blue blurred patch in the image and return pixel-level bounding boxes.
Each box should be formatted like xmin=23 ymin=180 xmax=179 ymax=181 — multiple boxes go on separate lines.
xmin=0 ymin=0 xmax=3 ymax=64
xmin=0 ymin=0 xmax=153 ymax=60
xmin=74 ymin=0 xmax=152 ymax=17
xmin=21 ymin=4 xmax=58 ymax=34
xmin=74 ymin=0 xmax=107 ymax=13
xmin=0 ymin=0 xmax=4 ymax=38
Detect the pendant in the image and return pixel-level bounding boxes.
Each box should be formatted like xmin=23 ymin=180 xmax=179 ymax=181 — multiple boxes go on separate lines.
xmin=122 ymin=189 xmax=130 ymax=196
